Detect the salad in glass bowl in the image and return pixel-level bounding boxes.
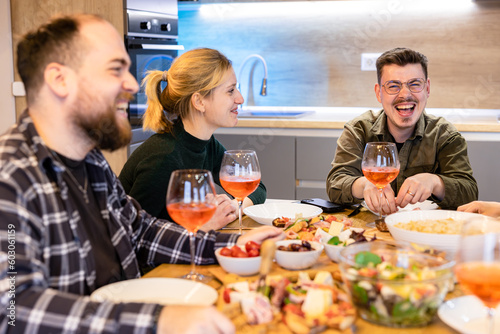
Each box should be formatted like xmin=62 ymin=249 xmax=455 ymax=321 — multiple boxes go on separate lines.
xmin=338 ymin=241 xmax=454 ymax=327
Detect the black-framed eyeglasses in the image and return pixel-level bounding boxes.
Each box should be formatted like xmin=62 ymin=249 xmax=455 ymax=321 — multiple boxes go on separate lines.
xmin=382 ymin=78 xmax=426 ymax=95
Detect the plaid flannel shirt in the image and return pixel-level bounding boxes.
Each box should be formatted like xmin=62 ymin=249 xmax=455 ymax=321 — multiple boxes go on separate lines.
xmin=0 ymin=111 xmax=238 ymax=333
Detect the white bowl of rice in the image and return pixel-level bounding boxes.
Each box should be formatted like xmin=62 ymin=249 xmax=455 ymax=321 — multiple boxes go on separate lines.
xmin=384 ymin=210 xmax=498 ymax=259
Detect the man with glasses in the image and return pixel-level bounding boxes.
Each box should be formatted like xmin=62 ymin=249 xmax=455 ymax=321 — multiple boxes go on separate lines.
xmin=327 ymin=47 xmax=477 ymax=215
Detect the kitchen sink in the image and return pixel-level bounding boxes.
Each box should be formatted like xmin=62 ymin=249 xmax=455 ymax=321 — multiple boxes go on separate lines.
xmin=237 ymin=110 xmax=314 ymax=118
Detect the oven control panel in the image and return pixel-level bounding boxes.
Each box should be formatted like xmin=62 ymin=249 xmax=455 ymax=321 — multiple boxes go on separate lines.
xmin=127 ymin=10 xmax=178 ymax=39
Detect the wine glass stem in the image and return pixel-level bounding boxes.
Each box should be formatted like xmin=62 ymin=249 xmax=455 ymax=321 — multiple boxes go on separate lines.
xmin=378 ymin=188 xmax=383 ymax=220
xmin=188 ymin=232 xmax=196 ymax=275
xmin=487 ymin=307 xmax=495 ymax=334
xmin=237 ymin=200 xmax=243 ymax=235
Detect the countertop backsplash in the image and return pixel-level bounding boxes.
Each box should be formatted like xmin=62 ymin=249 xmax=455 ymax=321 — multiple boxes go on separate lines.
xmin=178 ymin=1 xmax=500 ymax=112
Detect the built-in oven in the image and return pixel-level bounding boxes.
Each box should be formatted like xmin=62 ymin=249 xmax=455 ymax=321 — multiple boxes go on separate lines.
xmin=124 ymin=0 xmax=184 ymax=155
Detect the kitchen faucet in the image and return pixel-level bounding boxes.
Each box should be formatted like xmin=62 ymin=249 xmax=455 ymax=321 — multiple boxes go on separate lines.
xmin=237 ymin=54 xmax=267 ymax=107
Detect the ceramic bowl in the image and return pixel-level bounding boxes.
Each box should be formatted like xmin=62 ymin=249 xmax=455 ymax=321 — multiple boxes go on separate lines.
xmin=385 ymin=210 xmax=498 ymax=259
xmin=215 ymin=246 xmax=261 ymax=276
xmin=274 ymin=240 xmax=323 ymax=270
xmin=323 ymin=242 xmax=344 ymax=263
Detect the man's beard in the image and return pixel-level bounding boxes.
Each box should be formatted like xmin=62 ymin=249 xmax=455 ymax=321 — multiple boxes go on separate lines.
xmin=72 ymin=90 xmax=133 ymax=152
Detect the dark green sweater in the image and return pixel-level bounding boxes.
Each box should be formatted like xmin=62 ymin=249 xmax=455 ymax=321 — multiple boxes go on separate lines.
xmin=119 ymin=120 xmax=267 ymax=220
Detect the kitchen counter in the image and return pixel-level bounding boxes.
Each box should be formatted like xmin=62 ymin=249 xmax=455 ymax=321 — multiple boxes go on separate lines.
xmin=233 ymin=106 xmax=500 ymax=133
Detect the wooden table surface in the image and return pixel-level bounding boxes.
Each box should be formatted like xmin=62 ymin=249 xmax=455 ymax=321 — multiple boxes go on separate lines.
xmin=144 ymin=207 xmax=463 ymax=334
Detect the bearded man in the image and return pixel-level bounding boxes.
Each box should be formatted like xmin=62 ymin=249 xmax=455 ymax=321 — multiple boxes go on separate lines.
xmin=0 ymin=13 xmax=282 ymax=334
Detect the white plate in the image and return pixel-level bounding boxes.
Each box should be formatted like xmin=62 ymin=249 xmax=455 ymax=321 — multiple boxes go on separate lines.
xmin=90 ymin=278 xmax=218 ymax=306
xmin=438 ymin=295 xmax=500 ymax=334
xmin=399 ymin=200 xmax=440 ymax=211
xmin=361 ymin=199 xmax=439 ymax=215
xmin=243 ymin=202 xmax=322 ymax=225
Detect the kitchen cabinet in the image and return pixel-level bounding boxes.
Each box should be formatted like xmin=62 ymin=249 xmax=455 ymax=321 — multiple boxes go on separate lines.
xmin=214 ymin=131 xmax=340 ymax=201
xmin=464 ymin=140 xmax=500 ymax=202
xmin=213 ymin=133 xmax=296 ymax=200
xmin=296 ymin=136 xmax=338 ymax=199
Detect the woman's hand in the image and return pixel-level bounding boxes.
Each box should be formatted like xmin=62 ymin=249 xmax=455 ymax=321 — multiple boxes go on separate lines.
xmin=199 ymin=194 xmax=237 ymax=232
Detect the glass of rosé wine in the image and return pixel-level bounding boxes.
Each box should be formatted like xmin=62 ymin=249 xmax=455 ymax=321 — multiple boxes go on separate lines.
xmin=361 ymin=142 xmax=400 ymax=229
xmin=220 ymin=150 xmax=261 ymax=235
xmin=166 ymin=169 xmax=217 ymax=282
xmin=455 ymin=218 xmax=500 ymax=334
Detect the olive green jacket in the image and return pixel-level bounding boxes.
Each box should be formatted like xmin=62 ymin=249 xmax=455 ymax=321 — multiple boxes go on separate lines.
xmin=326 ymin=110 xmax=478 ymax=209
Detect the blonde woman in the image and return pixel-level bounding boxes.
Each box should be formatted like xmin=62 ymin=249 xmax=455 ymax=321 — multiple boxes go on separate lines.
xmin=119 ymin=48 xmax=267 ymax=230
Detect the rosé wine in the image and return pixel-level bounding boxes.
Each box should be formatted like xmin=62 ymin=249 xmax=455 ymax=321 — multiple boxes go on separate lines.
xmin=455 ymin=262 xmax=500 ymax=308
xmin=167 ymin=202 xmax=216 ymax=233
xmin=362 ymin=167 xmax=399 ymax=189
xmin=220 ymin=176 xmax=260 ymax=200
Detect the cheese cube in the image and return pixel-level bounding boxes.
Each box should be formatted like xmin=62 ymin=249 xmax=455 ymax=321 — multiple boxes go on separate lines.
xmin=338 ymin=229 xmax=352 ymax=242
xmin=301 ymin=288 xmax=333 ymax=317
xmin=297 ymin=271 xmax=312 ymax=285
xmin=313 ymin=271 xmax=334 ymax=287
xmin=227 ymin=281 xmax=250 ymax=293
xmin=328 ymin=221 xmax=344 ymax=236
xmin=228 ymin=291 xmax=256 ymax=304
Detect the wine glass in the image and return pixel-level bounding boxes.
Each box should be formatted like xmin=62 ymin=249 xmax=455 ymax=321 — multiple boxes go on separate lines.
xmin=361 ymin=142 xmax=400 ymax=229
xmin=220 ymin=150 xmax=261 ymax=235
xmin=166 ymin=169 xmax=217 ymax=282
xmin=455 ymin=218 xmax=500 ymax=334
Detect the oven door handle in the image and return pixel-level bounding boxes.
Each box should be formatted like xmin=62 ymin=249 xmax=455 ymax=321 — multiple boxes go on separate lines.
xmin=140 ymin=44 xmax=185 ymax=51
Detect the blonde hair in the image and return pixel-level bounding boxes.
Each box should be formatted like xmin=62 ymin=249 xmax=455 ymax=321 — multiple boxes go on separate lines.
xmin=142 ymin=48 xmax=232 ymax=133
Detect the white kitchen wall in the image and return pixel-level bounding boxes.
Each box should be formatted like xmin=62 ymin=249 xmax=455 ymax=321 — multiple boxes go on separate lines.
xmin=0 ymin=0 xmax=15 ymax=133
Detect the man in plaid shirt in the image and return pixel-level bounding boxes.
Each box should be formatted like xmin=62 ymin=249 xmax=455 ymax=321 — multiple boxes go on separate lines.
xmin=0 ymin=14 xmax=283 ymax=333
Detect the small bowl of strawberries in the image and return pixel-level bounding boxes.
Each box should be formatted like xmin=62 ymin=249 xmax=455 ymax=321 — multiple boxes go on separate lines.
xmin=215 ymin=241 xmax=262 ymax=276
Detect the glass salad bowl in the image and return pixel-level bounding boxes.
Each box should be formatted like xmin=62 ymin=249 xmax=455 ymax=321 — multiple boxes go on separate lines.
xmin=338 ymin=241 xmax=455 ymax=327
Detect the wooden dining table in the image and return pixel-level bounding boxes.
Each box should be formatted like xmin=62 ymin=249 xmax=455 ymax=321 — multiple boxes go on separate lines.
xmin=143 ymin=206 xmax=463 ymax=334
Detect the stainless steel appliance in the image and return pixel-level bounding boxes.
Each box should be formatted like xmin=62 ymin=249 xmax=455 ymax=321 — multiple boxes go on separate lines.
xmin=124 ymin=0 xmax=183 ymax=155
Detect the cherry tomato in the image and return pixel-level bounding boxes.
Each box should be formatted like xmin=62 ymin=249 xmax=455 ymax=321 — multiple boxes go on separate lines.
xmin=233 ymin=249 xmax=249 ymax=258
xmin=245 ymin=241 xmax=261 ymax=253
xmin=223 ymin=288 xmax=232 ymax=303
xmin=247 ymin=249 xmax=260 ymax=257
xmin=219 ymin=247 xmax=231 ymax=256
xmin=324 ymin=215 xmax=338 ymax=223
xmin=230 ymin=245 xmax=243 ymax=257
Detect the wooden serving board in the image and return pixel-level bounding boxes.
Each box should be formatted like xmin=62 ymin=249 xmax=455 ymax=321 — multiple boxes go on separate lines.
xmin=213 ymin=254 xmax=353 ymax=334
